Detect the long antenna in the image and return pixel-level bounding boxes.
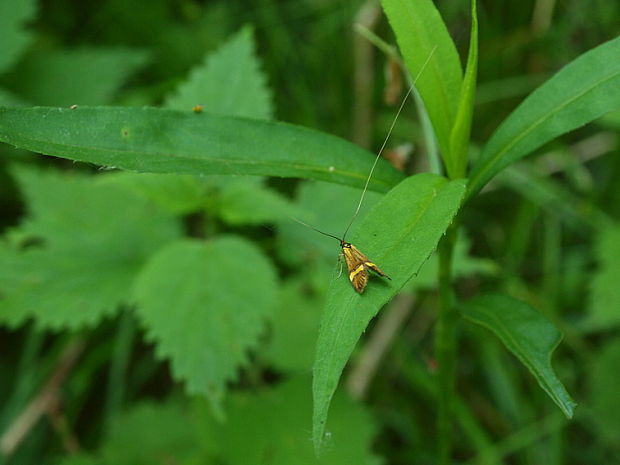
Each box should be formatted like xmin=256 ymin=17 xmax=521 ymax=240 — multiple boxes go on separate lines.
xmin=341 ymin=45 xmax=438 ymax=241
xmin=288 ymin=215 xmax=342 ymax=242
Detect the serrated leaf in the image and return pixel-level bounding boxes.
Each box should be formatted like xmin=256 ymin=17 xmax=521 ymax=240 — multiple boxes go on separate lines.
xmin=0 ymin=106 xmax=404 ymax=193
xmin=0 ymin=0 xmax=36 ymax=73
xmin=199 ymin=378 xmax=380 ymax=465
xmin=447 ymin=0 xmax=477 ymax=179
xmin=461 ymin=293 xmax=577 ymax=418
xmin=266 ymin=279 xmax=324 ymax=373
xmin=166 ymin=27 xmax=273 ymax=119
xmin=101 ymin=172 xmax=208 ymax=214
xmin=0 ymin=167 xmax=181 ymax=329
xmin=8 ymin=48 xmax=150 ymax=106
xmin=133 ymin=236 xmax=277 ymax=413
xmin=587 ymin=225 xmax=620 ymax=329
xmin=312 ymin=174 xmax=466 ymax=452
xmin=216 ymin=180 xmax=298 ymax=226
xmin=469 ymin=36 xmax=620 ymax=197
xmin=381 ymin=0 xmax=463 ymax=162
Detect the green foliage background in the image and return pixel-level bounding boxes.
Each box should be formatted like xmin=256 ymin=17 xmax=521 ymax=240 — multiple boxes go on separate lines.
xmin=0 ymin=0 xmax=619 ymax=464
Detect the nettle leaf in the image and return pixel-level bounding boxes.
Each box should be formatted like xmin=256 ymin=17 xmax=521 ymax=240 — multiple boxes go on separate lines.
xmin=381 ymin=0 xmax=463 ymax=162
xmin=313 ymin=174 xmax=466 ymax=452
xmin=469 ymin=36 xmax=620 ymax=197
xmin=101 ymin=172 xmax=208 ymax=214
xmin=0 ymin=0 xmax=37 ymax=73
xmin=216 ymin=180 xmax=298 ymax=226
xmin=266 ymin=278 xmax=325 ymax=373
xmin=587 ymin=225 xmax=620 ymax=329
xmin=133 ymin=236 xmax=277 ymax=413
xmin=0 ymin=167 xmax=181 ymax=329
xmin=199 ymin=378 xmax=380 ymax=465
xmin=165 ymin=26 xmax=273 ymax=119
xmin=9 ymin=48 xmax=150 ymax=106
xmin=448 ymin=0 xmax=477 ymax=179
xmin=461 ymin=293 xmax=577 ymax=418
xmin=0 ymin=106 xmax=404 ymax=192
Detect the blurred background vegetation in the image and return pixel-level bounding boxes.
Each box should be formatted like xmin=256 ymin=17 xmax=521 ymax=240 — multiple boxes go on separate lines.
xmin=0 ymin=0 xmax=619 ymax=464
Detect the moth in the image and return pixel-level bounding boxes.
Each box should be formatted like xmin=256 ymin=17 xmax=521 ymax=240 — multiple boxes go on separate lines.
xmin=341 ymin=240 xmax=390 ymax=293
xmin=290 ymin=219 xmax=390 ymax=294
xmin=290 ymin=47 xmax=436 ymax=293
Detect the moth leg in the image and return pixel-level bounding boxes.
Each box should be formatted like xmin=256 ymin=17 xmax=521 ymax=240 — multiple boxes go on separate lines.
xmin=336 ymin=253 xmax=344 ymax=279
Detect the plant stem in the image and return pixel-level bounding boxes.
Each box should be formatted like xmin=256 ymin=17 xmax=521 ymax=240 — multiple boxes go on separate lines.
xmin=435 ymin=224 xmax=458 ymax=464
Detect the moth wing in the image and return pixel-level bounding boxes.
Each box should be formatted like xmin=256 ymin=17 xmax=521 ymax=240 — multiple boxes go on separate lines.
xmin=350 ymin=268 xmax=369 ymax=293
xmin=350 ymin=245 xmax=391 ymax=280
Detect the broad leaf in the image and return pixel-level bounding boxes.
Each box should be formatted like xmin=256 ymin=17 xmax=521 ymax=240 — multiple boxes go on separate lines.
xmin=7 ymin=48 xmax=150 ymax=106
xmin=199 ymin=378 xmax=380 ymax=465
xmin=0 ymin=167 xmax=181 ymax=329
xmin=313 ymin=174 xmax=466 ymax=452
xmin=448 ymin=0 xmax=477 ymax=179
xmin=461 ymin=293 xmax=577 ymax=418
xmin=165 ymin=26 xmax=273 ymax=119
xmin=381 ymin=0 xmax=463 ymax=162
xmin=133 ymin=236 xmax=277 ymax=413
xmin=469 ymin=36 xmax=620 ymax=197
xmin=0 ymin=0 xmax=36 ymax=73
xmin=0 ymin=106 xmax=404 ymax=192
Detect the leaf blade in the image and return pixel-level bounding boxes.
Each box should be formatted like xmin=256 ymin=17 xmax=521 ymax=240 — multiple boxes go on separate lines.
xmin=133 ymin=236 xmax=277 ymax=413
xmin=461 ymin=293 xmax=577 ymax=418
xmin=381 ymin=0 xmax=463 ymax=161
xmin=448 ymin=0 xmax=478 ymax=179
xmin=0 ymin=106 xmax=404 ymax=193
xmin=312 ymin=174 xmax=467 ymax=452
xmin=469 ymin=36 xmax=620 ymax=196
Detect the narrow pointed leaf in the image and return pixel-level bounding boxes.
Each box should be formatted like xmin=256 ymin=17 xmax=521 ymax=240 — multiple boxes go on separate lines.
xmin=0 ymin=106 xmax=404 ymax=192
xmin=448 ymin=0 xmax=477 ymax=179
xmin=461 ymin=293 xmax=577 ymax=418
xmin=381 ymin=0 xmax=463 ymax=160
xmin=469 ymin=36 xmax=620 ymax=197
xmin=312 ymin=173 xmax=467 ymax=452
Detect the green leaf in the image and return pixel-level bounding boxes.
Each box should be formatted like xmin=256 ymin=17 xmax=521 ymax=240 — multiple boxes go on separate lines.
xmin=165 ymin=27 xmax=273 ymax=119
xmin=8 ymin=48 xmax=150 ymax=106
xmin=0 ymin=106 xmax=404 ymax=192
xmin=199 ymin=378 xmax=380 ymax=465
xmin=101 ymin=172 xmax=207 ymax=214
xmin=461 ymin=293 xmax=577 ymax=419
xmin=381 ymin=0 xmax=463 ymax=162
xmin=0 ymin=0 xmax=36 ymax=73
xmin=101 ymin=402 xmax=202 ymax=465
xmin=266 ymin=278 xmax=324 ymax=373
xmin=469 ymin=36 xmax=620 ymax=197
xmin=276 ymin=181 xmax=381 ymax=267
xmin=447 ymin=0 xmax=477 ymax=179
xmin=216 ymin=181 xmax=293 ymax=225
xmin=133 ymin=236 xmax=277 ymax=413
xmin=312 ymin=174 xmax=466 ymax=452
xmin=586 ymin=225 xmax=620 ymax=329
xmin=0 ymin=167 xmax=181 ymax=329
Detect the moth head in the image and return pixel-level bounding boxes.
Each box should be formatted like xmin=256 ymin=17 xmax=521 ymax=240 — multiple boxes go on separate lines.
xmin=340 ymin=241 xmax=351 ymax=248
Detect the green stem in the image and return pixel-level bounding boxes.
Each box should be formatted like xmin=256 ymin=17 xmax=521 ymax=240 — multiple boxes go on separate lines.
xmin=435 ymin=224 xmax=458 ymax=464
